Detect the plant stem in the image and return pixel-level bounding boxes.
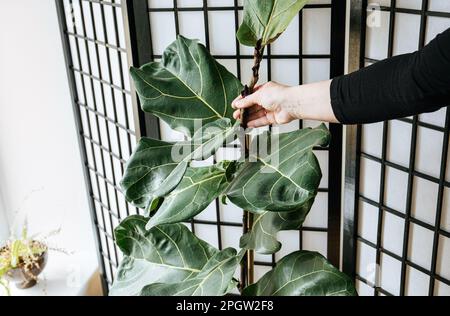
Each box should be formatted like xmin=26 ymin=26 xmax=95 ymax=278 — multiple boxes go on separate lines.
xmin=239 ymin=39 xmax=264 ymax=292
xmin=240 ymin=39 xmax=264 ymax=128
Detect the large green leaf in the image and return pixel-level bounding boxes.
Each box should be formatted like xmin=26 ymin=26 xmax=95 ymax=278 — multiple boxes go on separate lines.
xmin=237 ymin=0 xmax=309 ymax=47
xmin=130 ymin=36 xmax=243 ymax=137
xmin=140 ymin=248 xmax=243 ymax=296
xmin=240 ymin=199 xmax=313 ymax=254
xmin=146 ymin=161 xmax=239 ymax=230
xmin=121 ymin=118 xmax=239 ymax=209
xmin=243 ymin=251 xmax=357 ymax=296
xmin=226 ymin=124 xmax=330 ymax=213
xmin=110 ymin=216 xmax=219 ymax=296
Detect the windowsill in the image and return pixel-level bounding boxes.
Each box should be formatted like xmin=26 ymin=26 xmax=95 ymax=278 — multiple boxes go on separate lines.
xmin=6 ymin=251 xmax=102 ymax=296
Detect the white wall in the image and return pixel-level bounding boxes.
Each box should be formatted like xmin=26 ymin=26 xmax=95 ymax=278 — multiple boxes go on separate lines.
xmin=0 ymin=193 xmax=8 ymax=243
xmin=0 ymin=0 xmax=99 ymax=295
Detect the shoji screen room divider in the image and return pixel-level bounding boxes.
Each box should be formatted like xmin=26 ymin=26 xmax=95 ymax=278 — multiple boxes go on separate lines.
xmin=56 ymin=0 xmax=346 ymax=294
xmin=343 ymin=0 xmax=450 ymax=296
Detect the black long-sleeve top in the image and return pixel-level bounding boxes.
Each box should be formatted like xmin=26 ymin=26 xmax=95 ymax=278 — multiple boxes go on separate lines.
xmin=330 ymin=28 xmax=450 ymax=124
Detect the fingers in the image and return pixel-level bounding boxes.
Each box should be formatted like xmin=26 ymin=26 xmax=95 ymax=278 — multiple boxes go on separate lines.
xmin=233 ymin=109 xmax=241 ymax=120
xmin=233 ymin=105 xmax=263 ymax=120
xmin=232 ymin=94 xmax=258 ymax=109
xmin=247 ymin=108 xmax=267 ymax=122
xmin=232 ymin=84 xmax=266 ymax=109
xmin=233 ymin=107 xmax=271 ymax=128
xmin=247 ymin=116 xmax=271 ymax=128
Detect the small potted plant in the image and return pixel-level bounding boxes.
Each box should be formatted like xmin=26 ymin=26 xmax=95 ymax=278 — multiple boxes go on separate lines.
xmin=0 ymin=225 xmax=48 ymax=295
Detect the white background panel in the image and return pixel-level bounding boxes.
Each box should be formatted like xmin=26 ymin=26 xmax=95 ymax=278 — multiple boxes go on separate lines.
xmin=179 ymin=11 xmax=206 ymax=44
xmin=208 ymin=0 xmax=234 ymax=6
xmin=254 ymin=266 xmax=272 ymax=283
xmin=356 ymin=241 xmax=377 ymax=283
xmin=393 ymin=13 xmax=421 ymax=56
xmin=415 ymin=127 xmax=443 ymax=179
xmin=360 ymin=158 xmax=381 ymax=202
xmin=194 ymin=224 xmax=219 ymax=249
xmin=302 ymin=8 xmax=331 ymax=54
xmin=397 ymin=0 xmax=421 ymax=10
xmin=426 ymin=16 xmax=450 ymax=43
xmin=365 ymin=11 xmax=390 ymax=60
xmin=178 ymin=0 xmax=204 ymax=7
xmin=434 ymin=281 xmax=450 ymax=296
xmin=436 ymin=235 xmax=450 ymax=280
xmin=220 ymin=225 xmax=241 ymax=249
xmin=148 ymin=0 xmax=173 ymax=8
xmin=358 ymin=201 xmax=379 ymax=244
xmin=254 ymin=253 xmax=272 ymax=264
xmin=304 ymin=192 xmax=328 ymax=228
xmin=149 ymin=12 xmax=176 ymax=55
xmin=384 ymin=167 xmax=408 ymax=213
xmin=411 ymin=176 xmax=438 ymax=226
xmin=271 ymin=59 xmax=300 ymax=86
xmin=302 ymin=59 xmax=330 ymax=83
xmin=387 ymin=120 xmax=411 ymax=167
xmin=405 ymin=266 xmax=430 ymax=296
xmin=195 ymin=202 xmax=218 ymax=221
xmin=362 ymin=123 xmax=383 ymax=158
xmin=380 ymin=253 xmax=402 ymax=295
xmin=408 ymin=223 xmax=434 ymax=270
xmin=356 ymin=279 xmax=375 ymax=296
xmin=208 ymin=11 xmax=236 ymax=55
xmin=382 ymin=211 xmax=405 ymax=256
xmin=276 ymin=231 xmax=301 ymax=261
xmin=271 ymin=15 xmax=299 ymax=55
xmin=429 ymin=0 xmax=450 ymax=13
xmin=219 ymin=201 xmax=242 ymax=223
xmin=302 ymin=231 xmax=327 ymax=257
xmin=419 ymin=108 xmax=446 ymax=127
xmin=315 ymin=150 xmax=329 ymax=188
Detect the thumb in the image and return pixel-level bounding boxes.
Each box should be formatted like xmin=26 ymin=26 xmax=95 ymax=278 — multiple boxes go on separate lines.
xmin=232 ymin=91 xmax=260 ymax=109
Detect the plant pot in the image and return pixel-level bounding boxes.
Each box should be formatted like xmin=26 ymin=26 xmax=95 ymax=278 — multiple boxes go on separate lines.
xmin=1 ymin=242 xmax=48 ymax=289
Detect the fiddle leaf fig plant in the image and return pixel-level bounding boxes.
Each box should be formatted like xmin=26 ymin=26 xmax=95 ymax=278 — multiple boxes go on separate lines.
xmin=240 ymin=199 xmax=314 ymax=254
xmin=111 ymin=0 xmax=356 ymax=296
xmin=243 ymin=251 xmax=357 ymax=296
xmin=121 ymin=117 xmax=239 ymax=211
xmin=130 ymin=36 xmax=242 ymax=137
xmin=237 ymin=0 xmax=309 ymax=47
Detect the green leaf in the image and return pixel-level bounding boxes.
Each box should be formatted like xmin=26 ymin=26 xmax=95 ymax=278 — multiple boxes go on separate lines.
xmin=140 ymin=248 xmax=243 ymax=296
xmin=121 ymin=118 xmax=239 ymax=209
xmin=226 ymin=124 xmax=330 ymax=213
xmin=242 ymin=251 xmax=358 ymax=296
xmin=146 ymin=161 xmax=239 ymax=229
xmin=110 ymin=216 xmax=219 ymax=296
xmin=130 ymin=36 xmax=243 ymax=137
xmin=237 ymin=0 xmax=309 ymax=47
xmin=120 ymin=137 xmax=188 ymax=209
xmin=240 ymin=199 xmax=314 ymax=254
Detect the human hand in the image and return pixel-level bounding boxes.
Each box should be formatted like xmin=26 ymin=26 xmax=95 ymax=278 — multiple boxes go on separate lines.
xmin=232 ymin=81 xmax=298 ymax=128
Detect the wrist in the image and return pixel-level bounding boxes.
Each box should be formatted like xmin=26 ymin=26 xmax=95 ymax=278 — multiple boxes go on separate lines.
xmin=283 ymin=86 xmax=304 ymax=120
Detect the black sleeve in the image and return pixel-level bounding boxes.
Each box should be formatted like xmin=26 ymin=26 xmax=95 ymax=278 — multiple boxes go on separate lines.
xmin=330 ymin=28 xmax=450 ymax=124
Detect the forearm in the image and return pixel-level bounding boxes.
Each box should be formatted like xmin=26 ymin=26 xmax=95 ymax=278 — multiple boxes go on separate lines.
xmin=285 ymin=80 xmax=338 ymax=123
